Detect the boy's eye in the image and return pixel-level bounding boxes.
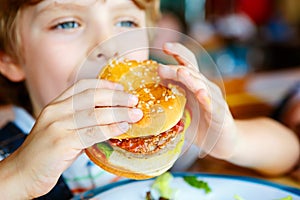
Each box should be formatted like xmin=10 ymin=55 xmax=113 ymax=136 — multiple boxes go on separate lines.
xmin=55 ymin=21 xmax=80 ymax=29
xmin=115 ymin=20 xmax=138 ymax=28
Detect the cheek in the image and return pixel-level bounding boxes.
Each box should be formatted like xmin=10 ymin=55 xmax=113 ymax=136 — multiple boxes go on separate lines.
xmin=25 ymin=58 xmax=70 ymax=107
xmin=22 ymin=41 xmax=83 ymax=108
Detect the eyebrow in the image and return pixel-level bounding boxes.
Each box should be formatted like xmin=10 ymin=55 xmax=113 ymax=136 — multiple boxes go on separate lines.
xmin=35 ymin=0 xmax=141 ymax=17
xmin=35 ymin=1 xmax=94 ymax=16
xmin=111 ymin=0 xmax=138 ymax=9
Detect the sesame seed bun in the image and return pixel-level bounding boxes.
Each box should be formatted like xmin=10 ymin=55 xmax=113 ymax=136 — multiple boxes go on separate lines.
xmin=85 ymin=59 xmax=189 ymax=180
xmin=99 ymin=59 xmax=186 ymax=139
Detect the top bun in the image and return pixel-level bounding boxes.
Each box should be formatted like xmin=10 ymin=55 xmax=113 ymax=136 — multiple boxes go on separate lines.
xmin=99 ymin=60 xmax=186 ymax=139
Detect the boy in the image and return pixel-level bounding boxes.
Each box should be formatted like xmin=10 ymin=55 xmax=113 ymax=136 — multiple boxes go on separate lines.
xmin=0 ymin=0 xmax=299 ymax=199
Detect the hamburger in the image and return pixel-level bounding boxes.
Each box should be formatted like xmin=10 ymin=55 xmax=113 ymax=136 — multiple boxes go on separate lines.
xmin=85 ymin=59 xmax=190 ymax=180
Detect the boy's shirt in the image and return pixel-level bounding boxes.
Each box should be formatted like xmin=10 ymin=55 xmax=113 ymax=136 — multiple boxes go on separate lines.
xmin=2 ymin=106 xmax=122 ymax=195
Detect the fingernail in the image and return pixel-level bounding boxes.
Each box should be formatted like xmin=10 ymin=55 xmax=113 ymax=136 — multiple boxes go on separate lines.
xmin=118 ymin=122 xmax=129 ymax=132
xmin=115 ymin=84 xmax=124 ymax=90
xmin=129 ymin=94 xmax=138 ymax=105
xmin=130 ymin=108 xmax=143 ymax=121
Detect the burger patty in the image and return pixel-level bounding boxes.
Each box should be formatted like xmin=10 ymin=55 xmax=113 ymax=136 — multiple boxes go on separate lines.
xmin=109 ymin=120 xmax=184 ymax=155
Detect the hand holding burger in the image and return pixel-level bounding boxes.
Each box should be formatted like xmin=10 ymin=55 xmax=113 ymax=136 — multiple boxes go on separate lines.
xmin=85 ymin=59 xmax=190 ymax=179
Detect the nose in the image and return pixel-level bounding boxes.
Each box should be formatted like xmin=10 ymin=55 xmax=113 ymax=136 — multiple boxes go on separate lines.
xmin=81 ymin=19 xmax=121 ymax=79
xmin=86 ymin=42 xmax=119 ymax=80
xmin=91 ymin=28 xmax=150 ymax=62
xmin=75 ymin=1 xmax=121 ymax=80
xmin=76 ymin=28 xmax=116 ymax=80
xmin=88 ymin=24 xmax=119 ymax=59
xmin=89 ymin=44 xmax=119 ymax=63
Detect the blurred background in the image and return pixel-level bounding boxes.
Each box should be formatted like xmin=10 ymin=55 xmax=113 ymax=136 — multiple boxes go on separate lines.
xmin=160 ymin=0 xmax=300 ymax=75
xmin=158 ymin=0 xmax=300 ymax=118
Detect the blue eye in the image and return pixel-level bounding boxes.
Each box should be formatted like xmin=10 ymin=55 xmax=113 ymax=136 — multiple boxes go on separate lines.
xmin=115 ymin=20 xmax=137 ymax=28
xmin=55 ymin=21 xmax=80 ymax=29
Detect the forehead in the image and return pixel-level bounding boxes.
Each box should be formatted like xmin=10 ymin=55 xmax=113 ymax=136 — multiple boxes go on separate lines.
xmin=36 ymin=0 xmax=98 ymax=7
xmin=22 ymin=0 xmax=142 ymax=20
xmin=34 ymin=0 xmax=136 ymax=10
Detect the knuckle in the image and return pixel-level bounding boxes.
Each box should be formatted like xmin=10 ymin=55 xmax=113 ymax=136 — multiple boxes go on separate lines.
xmin=47 ymin=120 xmax=64 ymax=132
xmin=46 ymin=121 xmax=69 ymax=145
xmin=40 ymin=103 xmax=59 ymax=119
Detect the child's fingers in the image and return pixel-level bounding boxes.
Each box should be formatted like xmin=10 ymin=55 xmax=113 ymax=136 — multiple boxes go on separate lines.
xmin=158 ymin=61 xmax=207 ymax=81
xmin=64 ymin=88 xmax=138 ymax=111
xmin=158 ymin=64 xmax=209 ymax=94
xmin=38 ymin=88 xmax=139 ymax=126
xmin=158 ymin=64 xmax=218 ymax=112
xmin=64 ymin=107 xmax=143 ymax=130
xmin=177 ymin=68 xmax=214 ymax=112
xmin=161 ymin=42 xmax=219 ymax=110
xmin=73 ymin=106 xmax=143 ymax=148
xmin=54 ymin=79 xmax=123 ymax=102
xmin=163 ymin=42 xmax=199 ymax=71
xmin=76 ymin=122 xmax=130 ymax=148
xmin=37 ymin=103 xmax=142 ymax=149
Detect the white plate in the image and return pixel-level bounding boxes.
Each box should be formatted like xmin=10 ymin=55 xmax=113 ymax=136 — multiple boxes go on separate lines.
xmin=74 ymin=173 xmax=300 ymax=200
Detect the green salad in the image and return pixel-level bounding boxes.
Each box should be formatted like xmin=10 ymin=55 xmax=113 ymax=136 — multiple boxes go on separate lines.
xmin=145 ymin=172 xmax=294 ymax=200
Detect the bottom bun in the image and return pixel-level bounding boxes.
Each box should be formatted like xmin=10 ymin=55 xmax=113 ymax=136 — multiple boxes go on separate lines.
xmin=85 ymin=132 xmax=185 ymax=180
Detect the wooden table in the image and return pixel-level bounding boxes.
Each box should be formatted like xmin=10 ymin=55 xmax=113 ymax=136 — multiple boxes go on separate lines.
xmin=220 ymin=67 xmax=300 ymax=119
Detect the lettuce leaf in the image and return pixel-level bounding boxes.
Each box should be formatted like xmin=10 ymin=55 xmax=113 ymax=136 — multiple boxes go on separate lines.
xmin=277 ymin=196 xmax=293 ymax=200
xmin=97 ymin=142 xmax=113 ymax=159
xmin=234 ymin=194 xmax=245 ymax=200
xmin=151 ymin=172 xmax=177 ymax=199
xmin=183 ymin=176 xmax=211 ymax=194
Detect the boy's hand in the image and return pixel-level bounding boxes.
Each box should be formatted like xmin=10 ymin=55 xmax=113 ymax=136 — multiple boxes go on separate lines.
xmin=158 ymin=42 xmax=237 ymax=159
xmin=10 ymin=79 xmax=142 ymax=198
